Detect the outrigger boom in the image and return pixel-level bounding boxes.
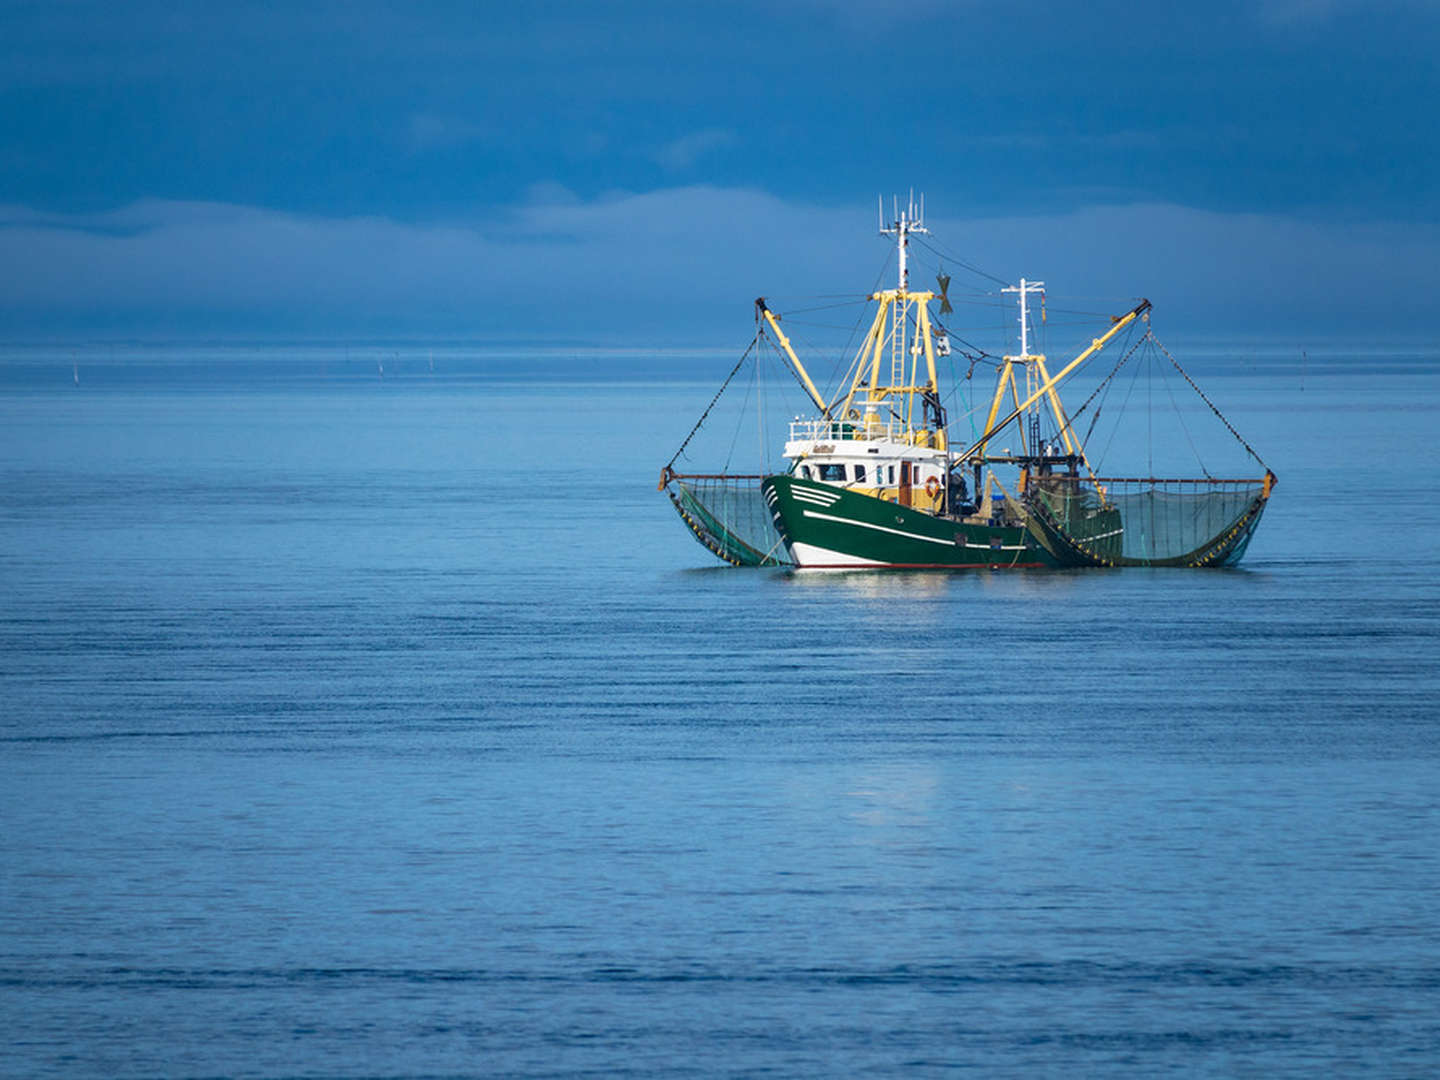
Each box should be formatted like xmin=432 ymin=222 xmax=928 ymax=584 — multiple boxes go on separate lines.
xmin=754 ymin=299 xmax=828 ymax=414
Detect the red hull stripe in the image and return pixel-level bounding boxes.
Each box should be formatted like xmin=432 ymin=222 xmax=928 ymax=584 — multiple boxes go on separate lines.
xmin=799 ymin=562 xmax=1050 ymax=570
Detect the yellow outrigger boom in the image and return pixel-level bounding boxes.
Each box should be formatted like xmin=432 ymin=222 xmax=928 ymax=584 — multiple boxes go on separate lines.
xmin=755 ymin=299 xmax=828 ymax=415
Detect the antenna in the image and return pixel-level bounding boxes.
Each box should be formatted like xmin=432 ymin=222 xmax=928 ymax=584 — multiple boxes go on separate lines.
xmin=1001 ymin=278 xmax=1045 ymax=357
xmin=879 ymin=191 xmax=929 ymax=292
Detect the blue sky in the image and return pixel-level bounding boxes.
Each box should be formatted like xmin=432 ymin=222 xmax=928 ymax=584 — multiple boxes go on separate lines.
xmin=1 ymin=0 xmax=1437 ymax=342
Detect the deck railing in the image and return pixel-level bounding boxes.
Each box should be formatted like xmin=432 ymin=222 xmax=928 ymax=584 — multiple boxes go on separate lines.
xmin=788 ymin=417 xmax=936 ymax=445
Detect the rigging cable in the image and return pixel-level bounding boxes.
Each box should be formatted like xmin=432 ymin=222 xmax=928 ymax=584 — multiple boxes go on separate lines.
xmin=1148 ymin=333 xmax=1271 ymax=472
xmin=823 ymin=251 xmax=901 ymax=413
xmin=1158 ymin=337 xmax=1212 ymax=480
xmin=764 ymin=324 xmax=824 ymax=413
xmin=911 ymin=234 xmax=1011 ymax=289
xmin=665 ymin=331 xmax=760 ymax=472
xmin=723 ymin=339 xmax=761 ymax=474
xmin=1049 ymin=322 xmax=1146 ymax=470
xmin=1065 ymin=323 xmax=1146 ymax=424
xmin=1093 ymin=333 xmax=1150 ymax=473
xmin=774 ymin=299 xmax=872 ymax=316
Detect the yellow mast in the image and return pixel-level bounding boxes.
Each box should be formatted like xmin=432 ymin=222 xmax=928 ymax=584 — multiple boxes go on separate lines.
xmin=833 ymin=195 xmax=946 ymax=447
xmin=760 ymin=195 xmax=948 ymax=452
xmin=979 ymin=279 xmax=1082 ymax=462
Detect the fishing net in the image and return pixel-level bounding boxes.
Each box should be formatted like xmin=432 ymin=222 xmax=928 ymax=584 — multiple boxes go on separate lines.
xmin=661 ymin=295 xmax=1277 ymax=570
xmin=1010 ymin=325 xmax=1278 ymax=567
xmin=663 ymin=473 xmax=791 ymax=567
xmin=1024 ymin=475 xmax=1271 ymax=567
xmin=660 ymin=324 xmax=826 ymax=568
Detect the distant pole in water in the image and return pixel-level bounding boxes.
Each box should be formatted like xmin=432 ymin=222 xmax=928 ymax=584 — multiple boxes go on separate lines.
xmin=378 ymin=357 xmax=384 ymax=378
xmin=72 ymin=352 xmax=79 ymax=387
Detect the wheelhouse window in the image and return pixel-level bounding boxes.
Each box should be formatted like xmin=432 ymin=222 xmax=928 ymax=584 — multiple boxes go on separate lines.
xmin=853 ymin=464 xmax=867 ymax=483
xmin=817 ymin=463 xmax=847 ymax=482
xmin=801 ymin=465 xmax=813 ymax=479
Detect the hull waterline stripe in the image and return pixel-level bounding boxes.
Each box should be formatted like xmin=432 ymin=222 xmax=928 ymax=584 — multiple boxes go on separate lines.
xmin=798 ymin=562 xmax=1049 ymax=570
xmin=800 ymin=509 xmax=954 ymax=547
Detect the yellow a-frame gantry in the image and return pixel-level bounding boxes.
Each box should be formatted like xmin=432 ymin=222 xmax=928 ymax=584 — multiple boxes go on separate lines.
xmin=977 ymin=351 xmax=1083 ymax=462
xmin=956 ymin=300 xmax=1153 ymax=498
xmin=834 ymin=288 xmax=947 ymax=449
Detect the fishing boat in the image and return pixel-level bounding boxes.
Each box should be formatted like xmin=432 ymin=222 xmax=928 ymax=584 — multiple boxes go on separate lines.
xmin=660 ymin=196 xmax=1276 ymax=569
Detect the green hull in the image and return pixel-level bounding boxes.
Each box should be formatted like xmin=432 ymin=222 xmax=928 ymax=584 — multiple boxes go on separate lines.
xmin=763 ymin=475 xmax=1060 ymax=569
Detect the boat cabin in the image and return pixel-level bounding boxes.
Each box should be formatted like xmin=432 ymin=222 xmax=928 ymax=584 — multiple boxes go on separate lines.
xmin=784 ymin=417 xmax=949 ymax=513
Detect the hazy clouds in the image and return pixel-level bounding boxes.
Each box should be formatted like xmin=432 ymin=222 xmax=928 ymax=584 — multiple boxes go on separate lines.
xmin=2 ymin=187 xmax=1431 ymax=340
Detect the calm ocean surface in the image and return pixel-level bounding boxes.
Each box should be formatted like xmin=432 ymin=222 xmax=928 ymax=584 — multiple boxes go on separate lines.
xmin=2 ymin=348 xmax=1439 ymax=1076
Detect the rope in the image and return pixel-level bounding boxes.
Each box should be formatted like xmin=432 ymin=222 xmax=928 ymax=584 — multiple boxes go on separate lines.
xmin=778 ymin=299 xmax=872 ymax=316
xmin=1158 ymin=336 xmax=1212 ymax=480
xmin=1148 ymin=332 xmax=1270 ymax=471
xmin=724 ymin=351 xmax=758 ymax=473
xmin=764 ymin=332 xmax=829 ymax=417
xmin=1069 ymin=325 xmax=1147 ymax=424
xmin=666 ymin=331 xmax=760 ymax=471
xmin=1052 ymin=324 xmax=1146 ymax=458
xmin=1094 ymin=340 xmax=1148 ymax=473
xmin=767 ymin=253 xmax=890 ymax=406
xmin=911 ymin=234 xmax=1010 ymax=288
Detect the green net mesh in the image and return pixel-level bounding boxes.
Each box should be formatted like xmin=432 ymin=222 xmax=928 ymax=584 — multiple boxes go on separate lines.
xmin=665 ymin=476 xmax=792 ymax=567
xmin=1025 ymin=475 xmax=1269 ymax=567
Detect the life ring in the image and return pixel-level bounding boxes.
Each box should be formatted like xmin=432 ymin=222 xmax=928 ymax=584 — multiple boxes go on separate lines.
xmin=924 ymin=478 xmax=941 ymax=499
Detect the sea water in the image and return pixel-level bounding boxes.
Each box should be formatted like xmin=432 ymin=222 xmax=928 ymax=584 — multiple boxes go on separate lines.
xmin=1 ymin=349 xmax=1438 ymax=1076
